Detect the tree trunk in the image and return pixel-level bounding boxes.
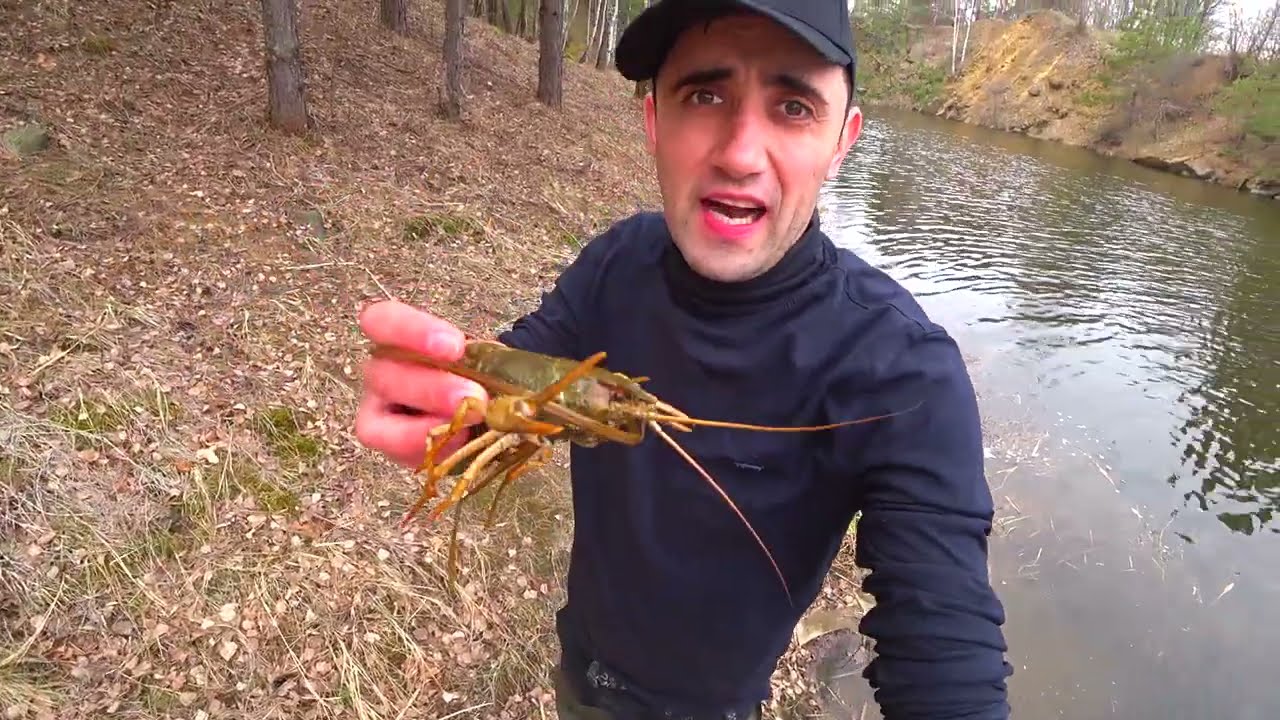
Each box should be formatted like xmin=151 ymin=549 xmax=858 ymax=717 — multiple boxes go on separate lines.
xmin=634 ymin=0 xmax=652 ymax=95
xmin=584 ymin=0 xmax=604 ymax=63
xmin=499 ymin=0 xmax=512 ymax=32
xmin=260 ymin=0 xmax=310 ymax=134
xmin=951 ymin=0 xmax=960 ymax=75
xmin=563 ymin=0 xmax=581 ymax=53
xmin=442 ymin=0 xmax=466 ymax=119
xmin=595 ymin=0 xmax=617 ymax=70
xmin=380 ymin=0 xmax=408 ymax=34
xmin=537 ymin=0 xmax=564 ymax=107
xmin=579 ymin=0 xmax=593 ymax=62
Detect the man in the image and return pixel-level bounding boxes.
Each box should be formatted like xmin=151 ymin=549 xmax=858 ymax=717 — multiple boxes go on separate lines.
xmin=355 ymin=1 xmax=1012 ymax=718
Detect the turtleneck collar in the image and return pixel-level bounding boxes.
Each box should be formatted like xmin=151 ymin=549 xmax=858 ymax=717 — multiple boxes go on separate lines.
xmin=661 ymin=209 xmax=831 ymax=316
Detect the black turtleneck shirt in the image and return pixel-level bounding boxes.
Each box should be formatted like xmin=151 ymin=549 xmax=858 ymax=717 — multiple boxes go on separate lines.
xmin=498 ymin=211 xmax=1011 ymax=720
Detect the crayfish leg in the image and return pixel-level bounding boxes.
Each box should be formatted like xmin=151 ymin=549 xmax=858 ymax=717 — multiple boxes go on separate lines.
xmin=403 ymin=425 xmax=501 ymax=527
xmin=439 ymin=438 xmax=544 ymax=590
xmin=483 ymin=442 xmax=553 ymax=528
xmin=412 ymin=392 xmax=486 ymax=486
xmin=428 ymin=433 xmax=526 ymax=522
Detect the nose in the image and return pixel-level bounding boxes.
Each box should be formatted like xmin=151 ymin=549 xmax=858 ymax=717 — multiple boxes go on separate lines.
xmin=711 ymin=102 xmax=768 ymax=180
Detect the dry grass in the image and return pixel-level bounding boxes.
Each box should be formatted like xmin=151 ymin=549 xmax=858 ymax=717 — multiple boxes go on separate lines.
xmin=0 ymin=1 xmax=882 ymax=718
xmin=0 ymin=208 xmax=577 ymax=720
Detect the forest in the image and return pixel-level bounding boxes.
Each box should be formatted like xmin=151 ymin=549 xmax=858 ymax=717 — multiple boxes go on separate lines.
xmin=247 ymin=0 xmax=1277 ymax=193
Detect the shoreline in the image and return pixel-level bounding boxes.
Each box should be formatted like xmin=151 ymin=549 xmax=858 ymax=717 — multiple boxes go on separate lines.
xmin=855 ymin=10 xmax=1279 ymax=201
xmin=932 ymin=95 xmax=1279 ymax=200
xmin=870 ymin=96 xmax=1279 ymax=199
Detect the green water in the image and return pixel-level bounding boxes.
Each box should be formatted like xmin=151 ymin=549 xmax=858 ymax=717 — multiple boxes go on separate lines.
xmin=819 ymin=106 xmax=1279 ymax=720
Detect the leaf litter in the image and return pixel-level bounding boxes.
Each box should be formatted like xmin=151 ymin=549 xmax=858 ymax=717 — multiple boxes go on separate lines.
xmin=0 ymin=0 xmax=882 ymax=718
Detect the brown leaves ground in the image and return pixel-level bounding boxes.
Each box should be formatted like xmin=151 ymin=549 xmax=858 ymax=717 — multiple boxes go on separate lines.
xmin=0 ymin=1 xmax=875 ymax=718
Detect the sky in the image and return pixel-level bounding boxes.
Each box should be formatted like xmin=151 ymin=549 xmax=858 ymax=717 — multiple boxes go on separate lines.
xmin=935 ymin=0 xmax=1273 ymax=22
xmin=1220 ymin=0 xmax=1273 ymax=21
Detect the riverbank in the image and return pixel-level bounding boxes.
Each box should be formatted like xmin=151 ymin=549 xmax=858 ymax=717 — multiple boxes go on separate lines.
xmin=0 ymin=1 xmax=875 ymax=718
xmin=858 ymin=10 xmax=1279 ymax=199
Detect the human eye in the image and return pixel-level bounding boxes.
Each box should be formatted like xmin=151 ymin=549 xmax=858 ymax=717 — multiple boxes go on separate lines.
xmin=779 ymin=99 xmax=814 ymax=120
xmin=685 ymin=88 xmax=721 ymax=106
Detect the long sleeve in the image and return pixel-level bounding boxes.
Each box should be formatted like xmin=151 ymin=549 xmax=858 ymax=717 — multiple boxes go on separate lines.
xmin=847 ymin=327 xmax=1012 ymax=719
xmin=496 ymin=225 xmax=623 ymax=359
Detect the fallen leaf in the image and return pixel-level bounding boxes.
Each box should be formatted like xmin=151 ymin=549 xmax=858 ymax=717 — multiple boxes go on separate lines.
xmin=219 ymin=640 xmax=238 ymax=661
xmin=793 ymin=608 xmax=859 ymax=647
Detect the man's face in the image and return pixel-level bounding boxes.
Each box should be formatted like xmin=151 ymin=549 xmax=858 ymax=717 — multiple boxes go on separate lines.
xmin=643 ymin=12 xmax=862 ymax=283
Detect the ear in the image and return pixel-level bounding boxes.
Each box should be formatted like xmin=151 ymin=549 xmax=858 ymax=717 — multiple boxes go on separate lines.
xmin=643 ymin=92 xmax=657 ymax=155
xmin=826 ymin=105 xmax=863 ymax=180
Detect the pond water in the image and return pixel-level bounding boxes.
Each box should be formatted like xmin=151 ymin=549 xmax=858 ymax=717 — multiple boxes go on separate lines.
xmin=818 ymin=106 xmax=1279 ymax=720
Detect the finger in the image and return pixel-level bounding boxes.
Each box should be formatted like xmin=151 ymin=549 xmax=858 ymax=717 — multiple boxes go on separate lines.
xmin=359 ymin=299 xmax=467 ymax=360
xmin=362 ymin=356 xmax=488 ymax=420
xmin=354 ymin=396 xmax=473 ymax=468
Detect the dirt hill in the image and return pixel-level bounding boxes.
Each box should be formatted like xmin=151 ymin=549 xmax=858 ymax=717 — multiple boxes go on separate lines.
xmin=870 ymin=10 xmax=1278 ymax=198
xmin=0 ymin=2 xmax=872 ymax=718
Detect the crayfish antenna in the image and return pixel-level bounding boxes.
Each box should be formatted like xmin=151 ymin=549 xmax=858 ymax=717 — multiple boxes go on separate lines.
xmin=646 ymin=399 xmax=924 ymax=433
xmin=647 ymin=420 xmax=793 ymax=608
xmin=651 ymin=400 xmax=693 ymax=432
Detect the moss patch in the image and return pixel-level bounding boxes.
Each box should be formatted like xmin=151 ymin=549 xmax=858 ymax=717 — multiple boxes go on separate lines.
xmin=402 ymin=212 xmax=486 ymax=243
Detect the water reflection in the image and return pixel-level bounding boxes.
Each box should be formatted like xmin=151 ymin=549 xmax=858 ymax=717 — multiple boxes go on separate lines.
xmin=817 ymin=105 xmax=1280 ymax=718
xmin=823 ymin=106 xmax=1280 ymax=540
xmin=1173 ymin=224 xmax=1280 ymax=536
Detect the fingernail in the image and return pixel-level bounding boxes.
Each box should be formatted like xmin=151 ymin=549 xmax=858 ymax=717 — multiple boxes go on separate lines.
xmin=428 ymin=333 xmax=463 ymax=359
xmin=451 ymin=382 xmax=485 ymax=409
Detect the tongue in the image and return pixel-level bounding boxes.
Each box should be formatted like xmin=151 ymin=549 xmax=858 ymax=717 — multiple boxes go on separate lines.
xmin=706 ymin=199 xmax=761 ymax=220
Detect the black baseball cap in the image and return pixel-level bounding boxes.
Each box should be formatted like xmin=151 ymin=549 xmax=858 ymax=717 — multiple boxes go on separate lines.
xmin=614 ymin=0 xmax=856 ymax=85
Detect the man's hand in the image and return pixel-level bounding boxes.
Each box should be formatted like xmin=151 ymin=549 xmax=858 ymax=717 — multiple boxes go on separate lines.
xmin=354 ymin=299 xmax=489 ymax=468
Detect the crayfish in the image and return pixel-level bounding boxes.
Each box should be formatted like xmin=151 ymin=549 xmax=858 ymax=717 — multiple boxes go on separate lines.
xmin=369 ymin=339 xmax=916 ymax=605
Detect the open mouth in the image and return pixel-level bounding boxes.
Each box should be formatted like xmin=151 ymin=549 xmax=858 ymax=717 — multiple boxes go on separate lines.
xmin=701 ymin=197 xmax=766 ymax=226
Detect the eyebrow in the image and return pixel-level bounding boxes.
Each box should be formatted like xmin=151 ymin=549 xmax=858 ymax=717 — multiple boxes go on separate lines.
xmin=770 ymin=71 xmax=828 ymax=110
xmin=668 ymin=66 xmax=830 ymax=110
xmin=670 ymin=66 xmax=733 ymax=93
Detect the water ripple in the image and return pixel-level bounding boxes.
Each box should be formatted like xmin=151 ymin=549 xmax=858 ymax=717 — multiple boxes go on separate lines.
xmin=822 ymin=108 xmax=1280 ymax=538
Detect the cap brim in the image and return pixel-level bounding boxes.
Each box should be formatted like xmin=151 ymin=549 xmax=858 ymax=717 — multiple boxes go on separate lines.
xmin=615 ymin=0 xmax=850 ymax=82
